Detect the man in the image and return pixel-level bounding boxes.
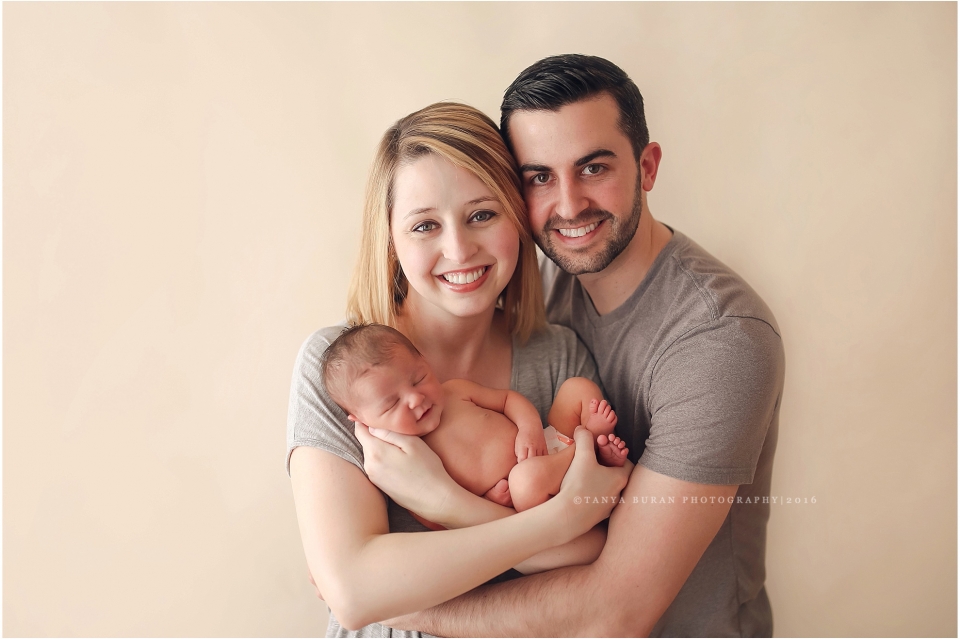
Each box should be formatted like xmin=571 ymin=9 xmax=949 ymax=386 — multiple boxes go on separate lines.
xmin=394 ymin=54 xmax=785 ymax=636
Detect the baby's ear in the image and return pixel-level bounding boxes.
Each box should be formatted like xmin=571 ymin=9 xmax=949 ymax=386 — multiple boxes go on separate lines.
xmin=347 ymin=414 xmax=358 ymax=423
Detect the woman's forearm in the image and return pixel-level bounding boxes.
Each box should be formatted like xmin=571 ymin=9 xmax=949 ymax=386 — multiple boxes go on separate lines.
xmin=333 ymin=497 xmax=572 ymax=629
xmin=437 ymin=483 xmax=606 ymax=575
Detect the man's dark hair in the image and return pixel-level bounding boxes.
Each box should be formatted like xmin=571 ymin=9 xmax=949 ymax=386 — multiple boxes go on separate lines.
xmin=500 ymin=54 xmax=649 ymax=160
xmin=320 ymin=323 xmax=422 ymax=412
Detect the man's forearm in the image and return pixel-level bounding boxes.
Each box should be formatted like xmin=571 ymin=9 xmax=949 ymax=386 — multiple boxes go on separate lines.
xmin=389 ymin=563 xmax=602 ymax=637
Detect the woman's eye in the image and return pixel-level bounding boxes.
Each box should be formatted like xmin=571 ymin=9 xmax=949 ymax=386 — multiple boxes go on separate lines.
xmin=412 ymin=221 xmax=438 ymax=233
xmin=471 ymin=210 xmax=496 ymax=223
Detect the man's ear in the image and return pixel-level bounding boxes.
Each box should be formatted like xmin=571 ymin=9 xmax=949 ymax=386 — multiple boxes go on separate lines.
xmin=639 ymin=142 xmax=662 ymax=192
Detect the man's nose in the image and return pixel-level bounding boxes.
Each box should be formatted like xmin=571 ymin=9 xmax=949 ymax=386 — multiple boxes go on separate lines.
xmin=555 ymin=176 xmax=590 ymax=219
xmin=442 ymin=225 xmax=479 ymax=264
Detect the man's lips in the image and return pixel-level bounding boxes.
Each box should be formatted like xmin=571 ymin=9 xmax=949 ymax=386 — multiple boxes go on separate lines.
xmin=550 ymin=219 xmax=606 ymax=241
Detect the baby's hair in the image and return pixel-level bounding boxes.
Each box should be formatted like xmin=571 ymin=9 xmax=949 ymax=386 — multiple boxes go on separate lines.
xmin=320 ymin=323 xmax=422 ymax=412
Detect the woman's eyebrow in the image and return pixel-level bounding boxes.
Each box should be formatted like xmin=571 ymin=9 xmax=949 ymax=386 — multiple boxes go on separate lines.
xmin=402 ymin=207 xmax=434 ymax=220
xmin=466 ymin=196 xmax=498 ymax=205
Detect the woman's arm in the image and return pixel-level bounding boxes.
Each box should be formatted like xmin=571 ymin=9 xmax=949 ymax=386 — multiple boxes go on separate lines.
xmin=291 ymin=431 xmax=624 ymax=631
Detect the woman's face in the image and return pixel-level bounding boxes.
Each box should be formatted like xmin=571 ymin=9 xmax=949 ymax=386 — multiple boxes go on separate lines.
xmin=391 ymin=153 xmax=520 ymax=322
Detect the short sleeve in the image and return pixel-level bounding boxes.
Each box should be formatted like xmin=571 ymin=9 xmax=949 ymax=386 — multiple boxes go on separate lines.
xmin=285 ymin=325 xmax=365 ymax=476
xmin=640 ymin=316 xmax=785 ymax=485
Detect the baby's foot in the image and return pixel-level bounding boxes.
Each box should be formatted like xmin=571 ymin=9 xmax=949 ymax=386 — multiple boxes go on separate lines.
xmin=483 ymin=479 xmax=514 ymax=508
xmin=584 ymin=398 xmax=618 ymax=437
xmin=596 ymin=434 xmax=629 ymax=467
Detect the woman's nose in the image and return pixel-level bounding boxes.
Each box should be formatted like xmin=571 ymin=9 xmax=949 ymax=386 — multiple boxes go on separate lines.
xmin=442 ymin=226 xmax=479 ymax=264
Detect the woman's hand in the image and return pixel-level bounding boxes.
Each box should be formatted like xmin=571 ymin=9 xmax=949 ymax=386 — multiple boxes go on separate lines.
xmin=554 ymin=426 xmax=633 ymax=537
xmin=355 ymin=422 xmax=462 ymax=523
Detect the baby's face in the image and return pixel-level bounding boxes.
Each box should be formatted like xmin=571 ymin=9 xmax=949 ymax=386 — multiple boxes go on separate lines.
xmin=347 ymin=347 xmax=444 ymax=437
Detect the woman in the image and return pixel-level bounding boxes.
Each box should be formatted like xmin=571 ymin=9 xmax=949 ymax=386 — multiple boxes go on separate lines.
xmin=287 ymin=102 xmax=629 ymax=636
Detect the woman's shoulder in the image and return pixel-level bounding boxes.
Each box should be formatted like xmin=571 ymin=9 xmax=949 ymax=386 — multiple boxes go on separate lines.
xmin=287 ymin=322 xmax=362 ymax=475
xmin=297 ymin=323 xmax=349 ymax=363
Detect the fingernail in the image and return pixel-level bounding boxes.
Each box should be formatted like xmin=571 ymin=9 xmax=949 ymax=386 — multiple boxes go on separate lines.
xmin=368 ymin=427 xmax=380 ymax=436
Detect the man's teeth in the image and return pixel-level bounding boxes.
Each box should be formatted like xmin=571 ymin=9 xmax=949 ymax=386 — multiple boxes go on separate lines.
xmin=442 ymin=267 xmax=486 ymax=284
xmin=558 ymin=222 xmax=599 ymax=238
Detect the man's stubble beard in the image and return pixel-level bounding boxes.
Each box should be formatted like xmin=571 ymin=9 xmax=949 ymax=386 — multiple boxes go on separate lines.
xmin=535 ymin=174 xmax=643 ymax=276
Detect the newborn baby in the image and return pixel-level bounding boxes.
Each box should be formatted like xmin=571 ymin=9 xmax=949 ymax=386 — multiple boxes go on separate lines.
xmin=321 ymin=323 xmax=628 ymax=524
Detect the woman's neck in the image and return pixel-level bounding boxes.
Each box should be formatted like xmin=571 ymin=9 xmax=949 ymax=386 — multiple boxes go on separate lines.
xmin=397 ymin=298 xmax=512 ymax=388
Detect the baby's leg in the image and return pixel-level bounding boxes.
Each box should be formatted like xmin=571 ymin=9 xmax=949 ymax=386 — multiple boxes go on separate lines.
xmin=508 ymin=446 xmax=576 ymax=512
xmin=548 ymin=377 xmax=618 ymax=439
xmin=482 ymin=479 xmax=514 ymax=508
xmin=548 ymin=377 xmax=627 ymax=467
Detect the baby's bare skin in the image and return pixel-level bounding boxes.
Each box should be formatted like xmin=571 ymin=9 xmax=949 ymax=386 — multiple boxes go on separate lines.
xmin=421 ymin=381 xmax=523 ymax=499
xmin=420 ymin=379 xmax=628 ymax=516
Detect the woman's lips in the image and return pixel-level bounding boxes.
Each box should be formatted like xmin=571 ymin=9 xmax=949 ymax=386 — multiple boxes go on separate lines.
xmin=436 ymin=265 xmax=491 ymax=292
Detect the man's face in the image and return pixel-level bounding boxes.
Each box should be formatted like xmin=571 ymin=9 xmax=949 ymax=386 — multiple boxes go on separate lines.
xmin=508 ymin=93 xmax=642 ymax=275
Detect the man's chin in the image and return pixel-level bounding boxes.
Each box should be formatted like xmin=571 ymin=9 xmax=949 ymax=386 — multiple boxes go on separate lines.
xmin=540 ymin=246 xmax=616 ymax=276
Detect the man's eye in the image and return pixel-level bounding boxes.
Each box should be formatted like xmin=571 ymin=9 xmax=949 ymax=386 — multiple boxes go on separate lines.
xmin=412 ymin=221 xmax=438 ymax=233
xmin=470 ymin=210 xmax=496 ymax=223
xmin=582 ymin=164 xmax=604 ymax=176
xmin=530 ymin=173 xmax=550 ymax=185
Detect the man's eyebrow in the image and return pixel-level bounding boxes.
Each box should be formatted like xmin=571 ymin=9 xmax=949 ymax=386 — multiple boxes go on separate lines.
xmin=574 ymin=149 xmax=617 ymax=167
xmin=518 ymin=149 xmax=618 ymax=174
xmin=518 ymin=163 xmax=551 ymax=174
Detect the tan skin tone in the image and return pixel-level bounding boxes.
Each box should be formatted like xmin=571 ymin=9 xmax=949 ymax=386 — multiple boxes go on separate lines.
xmin=343 ymin=348 xmax=628 ymax=516
xmin=290 ymin=152 xmax=631 ymax=630
xmin=368 ymin=94 xmax=738 ymax=636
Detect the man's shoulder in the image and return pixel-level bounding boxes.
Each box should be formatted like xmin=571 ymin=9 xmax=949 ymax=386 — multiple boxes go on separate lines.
xmin=665 ymin=231 xmax=780 ymax=338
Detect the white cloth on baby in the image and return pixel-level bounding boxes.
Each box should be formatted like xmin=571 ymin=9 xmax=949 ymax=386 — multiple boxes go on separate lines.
xmin=542 ymin=425 xmax=574 ymax=455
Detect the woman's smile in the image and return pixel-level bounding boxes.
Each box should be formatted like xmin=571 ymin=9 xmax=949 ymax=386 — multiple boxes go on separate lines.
xmin=437 ymin=265 xmax=491 ymax=290
xmin=391 ymin=153 xmax=520 ymax=319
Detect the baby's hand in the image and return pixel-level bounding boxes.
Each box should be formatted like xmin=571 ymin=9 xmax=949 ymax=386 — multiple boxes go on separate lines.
xmin=516 ymin=428 xmax=548 ymax=462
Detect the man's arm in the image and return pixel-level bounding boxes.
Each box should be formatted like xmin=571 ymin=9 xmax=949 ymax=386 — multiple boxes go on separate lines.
xmin=386 ymin=463 xmax=737 ymax=636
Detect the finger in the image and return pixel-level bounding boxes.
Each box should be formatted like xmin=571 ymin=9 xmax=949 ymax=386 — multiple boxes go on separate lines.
xmin=360 ymin=424 xmax=416 ymax=452
xmin=572 ymin=426 xmax=600 ymax=463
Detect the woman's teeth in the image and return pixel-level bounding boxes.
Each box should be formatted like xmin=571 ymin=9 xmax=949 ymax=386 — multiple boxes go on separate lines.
xmin=558 ymin=222 xmax=599 ymax=238
xmin=442 ymin=267 xmax=486 ymax=284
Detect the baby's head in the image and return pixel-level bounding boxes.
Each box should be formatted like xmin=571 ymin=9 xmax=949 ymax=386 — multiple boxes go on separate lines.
xmin=321 ymin=323 xmax=444 ymax=436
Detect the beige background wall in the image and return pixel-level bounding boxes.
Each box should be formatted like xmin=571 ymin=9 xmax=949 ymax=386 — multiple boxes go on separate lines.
xmin=4 ymin=3 xmax=956 ymax=637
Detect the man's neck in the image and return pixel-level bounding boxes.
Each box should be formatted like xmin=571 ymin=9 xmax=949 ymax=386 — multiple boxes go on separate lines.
xmin=576 ymin=210 xmax=673 ymax=316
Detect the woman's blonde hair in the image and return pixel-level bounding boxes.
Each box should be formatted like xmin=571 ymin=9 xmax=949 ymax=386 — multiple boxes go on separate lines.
xmin=346 ymin=102 xmax=546 ymax=342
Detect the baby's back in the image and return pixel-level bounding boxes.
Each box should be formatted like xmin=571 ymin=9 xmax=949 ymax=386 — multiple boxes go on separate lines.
xmin=422 ymin=382 xmax=520 ymax=497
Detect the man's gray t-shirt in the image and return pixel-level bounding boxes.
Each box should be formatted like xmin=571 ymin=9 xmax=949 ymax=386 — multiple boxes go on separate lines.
xmin=543 ymin=229 xmax=785 ymax=637
xmin=287 ymin=323 xmax=600 ymax=638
